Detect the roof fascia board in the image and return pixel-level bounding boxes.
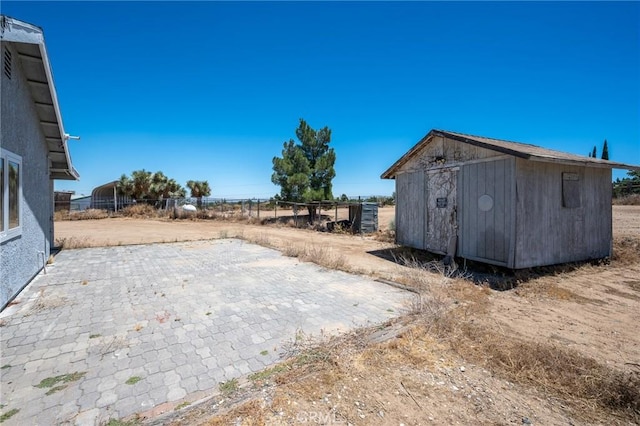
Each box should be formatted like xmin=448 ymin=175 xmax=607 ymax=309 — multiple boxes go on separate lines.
xmin=380 ymin=131 xmax=436 ymax=179
xmin=527 ymin=156 xmax=640 ymax=171
xmin=37 ymin=41 xmax=79 ymax=180
xmin=1 ymin=16 xmax=79 ymax=180
xmin=0 ymin=17 xmax=44 ymax=44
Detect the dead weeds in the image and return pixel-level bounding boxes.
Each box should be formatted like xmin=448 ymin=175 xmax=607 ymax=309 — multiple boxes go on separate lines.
xmin=54 ymin=236 xmax=93 ymax=249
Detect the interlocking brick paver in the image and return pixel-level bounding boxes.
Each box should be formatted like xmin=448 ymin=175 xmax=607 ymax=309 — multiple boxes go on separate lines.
xmin=0 ymin=239 xmax=407 ymax=425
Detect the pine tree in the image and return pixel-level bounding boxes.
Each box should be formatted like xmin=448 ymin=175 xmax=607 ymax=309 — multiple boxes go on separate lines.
xmin=591 ymin=146 xmax=597 ymax=158
xmin=601 ymin=139 xmax=609 ymax=160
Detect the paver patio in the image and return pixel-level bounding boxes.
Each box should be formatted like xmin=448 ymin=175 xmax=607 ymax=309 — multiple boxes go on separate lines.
xmin=0 ymin=239 xmax=408 ymax=425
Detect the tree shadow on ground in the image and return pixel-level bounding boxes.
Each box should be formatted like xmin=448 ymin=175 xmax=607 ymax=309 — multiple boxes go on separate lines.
xmin=367 ymin=246 xmax=600 ymax=291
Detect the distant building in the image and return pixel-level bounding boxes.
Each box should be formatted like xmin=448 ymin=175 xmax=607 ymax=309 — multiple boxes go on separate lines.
xmin=91 ymin=181 xmax=132 ymax=211
xmin=1 ymin=16 xmax=79 ymax=309
xmin=70 ymin=195 xmax=91 ymax=211
xmin=382 ymin=129 xmax=639 ymax=268
xmin=54 ymin=190 xmax=74 ymax=211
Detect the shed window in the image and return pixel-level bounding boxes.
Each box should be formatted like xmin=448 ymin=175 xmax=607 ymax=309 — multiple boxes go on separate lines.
xmin=0 ymin=149 xmax=22 ymax=241
xmin=562 ymin=172 xmax=580 ymax=208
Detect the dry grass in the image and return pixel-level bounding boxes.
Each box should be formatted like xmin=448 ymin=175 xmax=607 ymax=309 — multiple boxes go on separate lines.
xmin=26 ymin=289 xmax=67 ymax=316
xmin=119 ymin=204 xmax=163 ymax=218
xmin=203 ymin=400 xmax=267 ymax=426
xmin=613 ymin=194 xmax=640 ymax=205
xmin=612 ymin=235 xmax=640 ymax=265
xmin=393 ymin=274 xmax=640 ymax=422
xmin=373 ymin=228 xmax=395 ymax=243
xmin=54 ymin=236 xmax=93 ymax=249
xmin=282 ymin=244 xmax=346 ymax=270
xmin=441 ymin=320 xmax=640 ymax=420
xmin=54 ymin=209 xmax=109 ymax=221
xmin=387 ymin=255 xmax=640 ymax=421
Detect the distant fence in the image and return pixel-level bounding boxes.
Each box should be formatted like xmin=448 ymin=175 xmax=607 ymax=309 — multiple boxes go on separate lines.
xmin=56 ymin=197 xmax=384 ymax=233
xmin=58 ymin=196 xmax=394 ymax=216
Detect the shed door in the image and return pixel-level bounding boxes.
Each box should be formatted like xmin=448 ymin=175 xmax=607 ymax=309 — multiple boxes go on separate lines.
xmin=460 ymin=159 xmax=513 ymax=265
xmin=425 ymin=169 xmax=457 ymax=254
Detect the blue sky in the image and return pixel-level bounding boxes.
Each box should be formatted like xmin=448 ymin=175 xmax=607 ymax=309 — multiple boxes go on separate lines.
xmin=4 ymin=1 xmax=639 ymax=199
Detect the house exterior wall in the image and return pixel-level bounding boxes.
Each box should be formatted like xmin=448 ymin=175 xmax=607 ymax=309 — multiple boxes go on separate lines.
xmin=513 ymin=159 xmax=612 ymax=268
xmin=0 ymin=42 xmax=52 ymax=308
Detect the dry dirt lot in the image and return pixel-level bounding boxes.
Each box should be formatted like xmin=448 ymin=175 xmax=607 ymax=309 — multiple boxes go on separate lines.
xmin=53 ymin=206 xmax=640 ymax=425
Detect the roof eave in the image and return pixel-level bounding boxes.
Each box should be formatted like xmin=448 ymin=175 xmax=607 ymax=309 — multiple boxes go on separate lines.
xmin=37 ymin=41 xmax=80 ymax=181
xmin=1 ymin=15 xmax=79 ymax=181
xmin=528 ymin=155 xmax=640 ymax=171
xmin=381 ymin=129 xmax=640 ymax=179
xmin=380 ymin=130 xmax=436 ymax=179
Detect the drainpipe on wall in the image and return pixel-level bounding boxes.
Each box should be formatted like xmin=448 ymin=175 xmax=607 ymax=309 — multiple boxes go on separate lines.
xmin=38 ymin=251 xmax=47 ymax=275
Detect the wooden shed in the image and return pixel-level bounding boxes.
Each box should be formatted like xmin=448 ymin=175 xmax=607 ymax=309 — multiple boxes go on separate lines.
xmin=381 ymin=129 xmax=639 ymax=269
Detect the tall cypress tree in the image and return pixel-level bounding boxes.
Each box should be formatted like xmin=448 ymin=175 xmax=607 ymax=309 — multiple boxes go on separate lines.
xmin=591 ymin=146 xmax=597 ymax=158
xmin=601 ymin=139 xmax=609 ymax=160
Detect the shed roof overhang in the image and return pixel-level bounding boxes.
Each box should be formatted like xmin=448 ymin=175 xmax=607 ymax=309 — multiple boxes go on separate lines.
xmin=381 ymin=129 xmax=640 ymax=179
xmin=1 ymin=15 xmax=79 ymax=180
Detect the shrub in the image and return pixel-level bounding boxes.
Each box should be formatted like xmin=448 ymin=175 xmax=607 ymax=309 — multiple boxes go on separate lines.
xmin=613 ymin=194 xmax=640 ymax=205
xmin=120 ymin=204 xmax=162 ymax=218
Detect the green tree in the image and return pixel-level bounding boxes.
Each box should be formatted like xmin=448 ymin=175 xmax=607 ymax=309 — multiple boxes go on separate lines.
xmin=186 ymin=180 xmax=211 ymax=209
xmin=591 ymin=146 xmax=597 ymax=158
xmin=118 ymin=170 xmax=185 ymax=205
xmin=117 ymin=169 xmax=152 ymax=201
xmin=272 ymin=119 xmax=336 ymax=219
xmin=150 ymin=172 xmax=186 ymax=202
xmin=601 ymin=139 xmax=609 ymax=160
xmin=612 ymin=170 xmax=640 ymax=198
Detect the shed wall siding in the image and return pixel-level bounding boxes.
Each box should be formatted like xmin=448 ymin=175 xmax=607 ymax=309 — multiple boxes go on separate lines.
xmin=514 ymin=159 xmax=612 ymax=268
xmin=398 ymin=136 xmax=501 ymax=173
xmin=395 ymin=171 xmax=425 ymax=249
xmin=0 ymin=42 xmax=52 ymax=308
xmin=459 ymin=158 xmax=515 ymax=266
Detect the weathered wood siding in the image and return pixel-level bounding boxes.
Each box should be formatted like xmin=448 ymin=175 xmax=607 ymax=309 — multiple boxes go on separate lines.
xmin=459 ymin=158 xmax=515 ymax=266
xmin=396 ymin=171 xmax=425 ymax=249
xmin=514 ymin=159 xmax=612 ymax=268
xmin=397 ymin=136 xmax=501 ymax=173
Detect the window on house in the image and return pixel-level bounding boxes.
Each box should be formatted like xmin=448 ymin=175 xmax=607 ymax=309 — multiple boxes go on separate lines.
xmin=562 ymin=172 xmax=580 ymax=208
xmin=1 ymin=149 xmax=22 ymax=240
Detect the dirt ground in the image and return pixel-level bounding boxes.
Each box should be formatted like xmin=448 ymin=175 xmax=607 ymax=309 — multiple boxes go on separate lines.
xmin=53 ymin=205 xmax=640 ymax=425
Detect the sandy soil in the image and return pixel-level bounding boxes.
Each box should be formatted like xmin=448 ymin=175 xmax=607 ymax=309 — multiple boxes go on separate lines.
xmin=54 ymin=205 xmax=640 ymax=424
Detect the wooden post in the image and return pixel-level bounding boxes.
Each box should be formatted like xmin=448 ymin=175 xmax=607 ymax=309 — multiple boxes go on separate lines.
xmin=275 ymin=201 xmax=277 ymax=219
xmin=257 ymin=199 xmax=260 ymax=219
xmin=249 ymin=200 xmax=252 ymax=217
xmin=335 ymin=203 xmax=338 ymax=222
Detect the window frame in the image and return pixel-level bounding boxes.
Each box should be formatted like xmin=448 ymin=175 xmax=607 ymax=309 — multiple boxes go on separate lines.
xmin=0 ymin=148 xmax=22 ymax=241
